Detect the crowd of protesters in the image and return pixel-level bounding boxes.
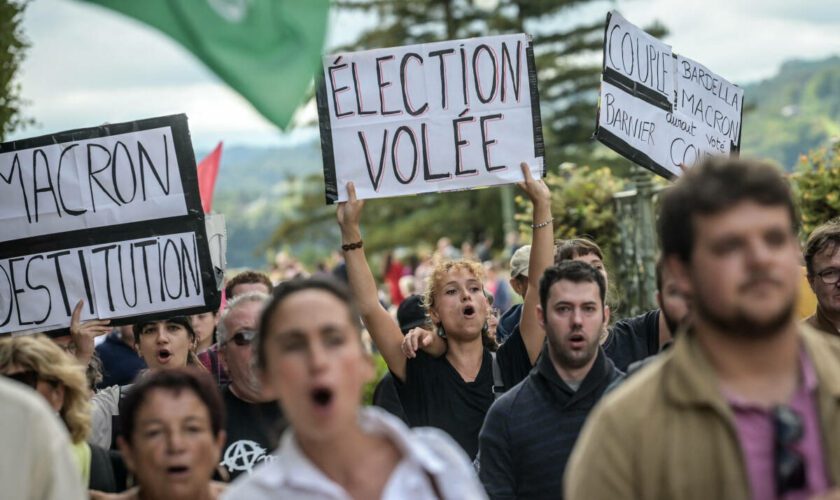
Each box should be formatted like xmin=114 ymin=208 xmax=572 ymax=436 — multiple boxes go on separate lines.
xmin=4 ymin=156 xmax=840 ymax=499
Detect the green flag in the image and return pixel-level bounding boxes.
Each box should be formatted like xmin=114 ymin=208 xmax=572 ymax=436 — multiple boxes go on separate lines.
xmin=82 ymin=0 xmax=329 ymax=130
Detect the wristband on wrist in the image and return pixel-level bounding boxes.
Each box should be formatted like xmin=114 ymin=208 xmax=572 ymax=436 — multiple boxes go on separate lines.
xmin=341 ymin=240 xmax=363 ymax=251
xmin=530 ymin=217 xmax=554 ymax=229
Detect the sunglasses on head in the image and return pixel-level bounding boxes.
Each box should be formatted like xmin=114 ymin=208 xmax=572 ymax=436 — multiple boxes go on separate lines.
xmin=226 ymin=329 xmax=256 ymax=347
xmin=774 ymin=405 xmax=806 ymax=495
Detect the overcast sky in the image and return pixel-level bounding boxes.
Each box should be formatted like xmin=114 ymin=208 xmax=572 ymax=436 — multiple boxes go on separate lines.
xmin=9 ymin=0 xmax=840 ymax=150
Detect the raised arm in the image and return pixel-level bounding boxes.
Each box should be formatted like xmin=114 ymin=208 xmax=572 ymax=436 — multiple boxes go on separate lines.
xmin=69 ymin=299 xmax=111 ymax=366
xmin=517 ymin=162 xmax=554 ymax=364
xmin=337 ymin=182 xmax=409 ymax=380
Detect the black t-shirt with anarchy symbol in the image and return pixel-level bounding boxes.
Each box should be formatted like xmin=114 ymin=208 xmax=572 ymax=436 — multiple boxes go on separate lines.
xmin=219 ymin=385 xmax=286 ymax=480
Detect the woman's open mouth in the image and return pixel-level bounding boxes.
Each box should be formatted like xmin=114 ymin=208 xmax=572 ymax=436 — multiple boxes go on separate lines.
xmin=165 ymin=464 xmax=190 ymax=479
xmin=157 ymin=349 xmax=173 ymax=363
xmin=462 ymin=305 xmax=476 ymax=318
xmin=311 ymin=387 xmax=334 ymax=413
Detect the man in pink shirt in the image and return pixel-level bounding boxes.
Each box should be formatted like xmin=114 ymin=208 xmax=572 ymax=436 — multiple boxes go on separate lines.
xmin=566 ymin=158 xmax=840 ymax=499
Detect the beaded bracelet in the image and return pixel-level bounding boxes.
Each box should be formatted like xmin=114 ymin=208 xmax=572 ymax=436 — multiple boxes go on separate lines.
xmin=341 ymin=240 xmax=364 ymax=251
xmin=530 ymin=218 xmax=554 ymax=229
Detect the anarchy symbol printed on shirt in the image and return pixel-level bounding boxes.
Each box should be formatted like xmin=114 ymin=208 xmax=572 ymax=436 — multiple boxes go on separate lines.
xmin=221 ymin=440 xmax=269 ymax=474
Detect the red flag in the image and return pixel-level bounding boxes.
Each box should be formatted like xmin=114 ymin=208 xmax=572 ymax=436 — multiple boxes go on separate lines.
xmin=197 ymin=142 xmax=223 ymax=213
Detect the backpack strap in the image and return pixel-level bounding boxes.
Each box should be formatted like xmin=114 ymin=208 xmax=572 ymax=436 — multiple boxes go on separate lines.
xmin=490 ymin=351 xmax=505 ymax=399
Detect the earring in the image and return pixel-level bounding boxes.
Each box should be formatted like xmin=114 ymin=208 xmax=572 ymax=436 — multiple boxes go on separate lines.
xmin=436 ymin=324 xmax=447 ymax=339
xmin=481 ymin=321 xmax=489 ymax=336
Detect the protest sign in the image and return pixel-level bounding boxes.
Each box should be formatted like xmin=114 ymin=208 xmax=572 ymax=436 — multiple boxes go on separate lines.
xmin=316 ymin=33 xmax=544 ymax=203
xmin=595 ymin=11 xmax=744 ymax=178
xmin=0 ymin=115 xmax=221 ymax=334
xmin=602 ymin=11 xmax=674 ymax=110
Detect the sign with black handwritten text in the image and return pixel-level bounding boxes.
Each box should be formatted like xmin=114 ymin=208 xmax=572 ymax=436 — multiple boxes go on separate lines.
xmin=674 ymin=55 xmax=742 ymax=147
xmin=316 ymin=33 xmax=544 ymax=203
xmin=596 ymin=11 xmax=744 ymax=178
xmin=0 ymin=126 xmax=187 ymax=243
xmin=602 ymin=12 xmax=674 ymax=109
xmin=0 ymin=115 xmax=221 ymax=335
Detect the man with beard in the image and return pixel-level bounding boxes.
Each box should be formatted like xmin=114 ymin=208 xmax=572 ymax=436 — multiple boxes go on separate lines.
xmin=566 ymin=158 xmax=840 ymax=499
xmin=217 ymin=292 xmax=286 ymax=480
xmin=479 ymin=260 xmax=623 ymax=498
xmin=551 ymin=237 xmax=688 ymax=372
xmin=603 ymin=257 xmax=689 ymax=372
xmin=623 ymin=259 xmax=692 ymax=376
xmin=654 ymin=257 xmax=691 ymax=340
xmin=804 ymin=218 xmax=840 ymax=336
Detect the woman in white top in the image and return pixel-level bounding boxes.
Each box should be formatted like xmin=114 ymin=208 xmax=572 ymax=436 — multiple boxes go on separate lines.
xmin=224 ymin=277 xmax=486 ymax=500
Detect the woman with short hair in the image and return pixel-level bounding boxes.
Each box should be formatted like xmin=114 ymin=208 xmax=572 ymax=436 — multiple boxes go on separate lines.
xmin=101 ymin=368 xmax=227 ymax=500
xmin=89 ymin=315 xmax=206 ymax=449
xmin=333 ymin=163 xmax=554 ymax=459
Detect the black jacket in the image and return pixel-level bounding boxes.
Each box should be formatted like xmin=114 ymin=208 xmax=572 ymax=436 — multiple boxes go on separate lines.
xmin=478 ymin=347 xmax=624 ymax=499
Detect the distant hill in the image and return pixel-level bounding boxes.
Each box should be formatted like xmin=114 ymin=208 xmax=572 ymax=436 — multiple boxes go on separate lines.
xmin=194 ymin=141 xmax=324 ymax=269
xmin=740 ymin=56 xmax=840 ymax=169
xmin=195 ymin=142 xmax=323 ymax=194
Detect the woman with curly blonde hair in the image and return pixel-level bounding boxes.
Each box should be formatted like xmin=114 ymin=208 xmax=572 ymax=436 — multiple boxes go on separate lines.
xmin=0 ymin=335 xmax=115 ymax=492
xmin=337 ymin=163 xmax=555 ymax=459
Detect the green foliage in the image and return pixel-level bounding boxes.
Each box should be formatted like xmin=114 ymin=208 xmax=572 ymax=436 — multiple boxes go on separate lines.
xmin=208 ymin=144 xmax=327 ymax=269
xmin=268 ymin=174 xmax=506 ymax=256
xmin=218 ymin=172 xmax=341 ymax=269
xmin=741 ymin=57 xmax=840 ymax=170
xmin=362 ymin=351 xmax=389 ymax=406
xmin=791 ymin=144 xmax=840 ymax=238
xmin=0 ymin=0 xmax=33 ymax=141
xmin=516 ymin=164 xmax=625 ymax=260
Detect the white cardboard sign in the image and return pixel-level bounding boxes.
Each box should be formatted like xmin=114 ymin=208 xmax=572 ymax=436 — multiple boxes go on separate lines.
xmin=604 ymin=12 xmax=674 ymax=105
xmin=0 ymin=232 xmax=206 ymax=332
xmin=0 ymin=115 xmax=222 ymax=334
xmin=0 ymin=127 xmax=187 ymax=243
xmin=317 ymin=33 xmax=545 ymax=203
xmin=596 ymin=11 xmax=745 ymax=178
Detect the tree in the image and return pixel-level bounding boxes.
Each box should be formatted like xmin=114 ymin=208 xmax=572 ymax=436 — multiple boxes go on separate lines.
xmin=791 ymin=144 xmax=840 ymax=238
xmin=516 ymin=163 xmax=624 ymax=253
xmin=334 ymin=0 xmax=475 ymax=47
xmin=513 ymin=164 xmax=654 ymax=316
xmin=515 ymin=164 xmax=625 ymax=292
xmin=0 ymin=0 xmax=33 ymax=141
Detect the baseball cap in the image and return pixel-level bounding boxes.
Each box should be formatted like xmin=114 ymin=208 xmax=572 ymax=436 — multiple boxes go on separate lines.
xmin=396 ymin=295 xmax=429 ymax=334
xmin=510 ymin=245 xmax=531 ymax=279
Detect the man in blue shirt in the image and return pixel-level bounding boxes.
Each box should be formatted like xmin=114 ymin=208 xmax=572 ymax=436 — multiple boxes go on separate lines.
xmin=479 ymin=261 xmax=623 ymax=499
